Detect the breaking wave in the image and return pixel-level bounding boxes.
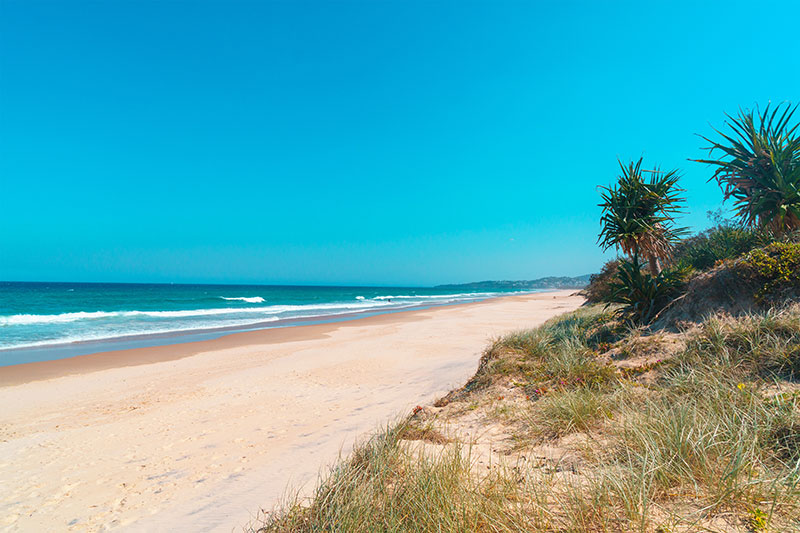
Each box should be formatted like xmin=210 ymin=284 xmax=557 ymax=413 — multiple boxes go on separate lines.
xmin=221 ymin=296 xmax=266 ymax=303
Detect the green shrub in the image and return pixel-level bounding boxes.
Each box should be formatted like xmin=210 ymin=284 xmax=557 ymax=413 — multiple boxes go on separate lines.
xmin=583 ymin=259 xmax=620 ymax=303
xmin=607 ymin=256 xmax=688 ymax=324
xmin=672 ymin=224 xmax=766 ymax=271
xmin=742 ymin=241 xmax=800 ymax=298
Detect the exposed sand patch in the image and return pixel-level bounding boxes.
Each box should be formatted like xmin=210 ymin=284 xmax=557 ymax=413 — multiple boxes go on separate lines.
xmin=0 ymin=291 xmax=583 ymax=532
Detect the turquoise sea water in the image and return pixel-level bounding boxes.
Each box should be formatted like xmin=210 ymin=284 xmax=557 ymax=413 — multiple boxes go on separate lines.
xmin=0 ymin=282 xmax=532 ymax=364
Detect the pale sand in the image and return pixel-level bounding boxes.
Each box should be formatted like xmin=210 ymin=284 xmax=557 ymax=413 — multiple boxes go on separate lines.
xmin=0 ymin=290 xmax=584 ymax=532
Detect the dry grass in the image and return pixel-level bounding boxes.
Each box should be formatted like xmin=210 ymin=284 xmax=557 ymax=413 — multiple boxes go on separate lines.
xmin=251 ymin=305 xmax=800 ymax=532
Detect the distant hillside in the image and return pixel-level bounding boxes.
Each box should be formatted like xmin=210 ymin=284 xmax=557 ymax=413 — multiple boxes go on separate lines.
xmin=435 ymin=274 xmax=591 ymax=291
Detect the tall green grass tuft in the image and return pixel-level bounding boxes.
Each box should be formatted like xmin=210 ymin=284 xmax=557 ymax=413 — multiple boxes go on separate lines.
xmin=613 ymin=377 xmax=800 ymax=512
xmin=531 ymin=386 xmax=619 ymax=437
xmin=501 ymin=306 xmax=618 ymax=392
xmin=252 ymin=422 xmax=541 ymax=532
xmin=679 ymin=306 xmax=800 ymax=379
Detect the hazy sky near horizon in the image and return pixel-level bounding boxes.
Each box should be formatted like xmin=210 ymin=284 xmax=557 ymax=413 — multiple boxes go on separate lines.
xmin=1 ymin=1 xmax=799 ymax=286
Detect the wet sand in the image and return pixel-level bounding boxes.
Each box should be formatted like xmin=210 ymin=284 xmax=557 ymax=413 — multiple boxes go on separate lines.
xmin=0 ymin=290 xmax=583 ymax=532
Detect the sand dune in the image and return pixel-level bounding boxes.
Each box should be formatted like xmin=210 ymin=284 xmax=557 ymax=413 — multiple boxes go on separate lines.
xmin=0 ymin=291 xmax=583 ymax=532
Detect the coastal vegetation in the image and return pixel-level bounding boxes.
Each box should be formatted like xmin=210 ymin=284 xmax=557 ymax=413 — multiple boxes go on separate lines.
xmin=598 ymin=158 xmax=687 ymax=276
xmin=251 ymin=103 xmax=800 ymax=532
xmin=694 ymin=103 xmax=800 ymax=235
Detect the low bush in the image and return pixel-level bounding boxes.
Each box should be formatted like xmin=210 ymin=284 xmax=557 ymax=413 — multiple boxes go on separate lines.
xmin=672 ymin=224 xmax=766 ymax=271
xmin=741 ymin=241 xmax=800 ymax=299
xmin=582 ymin=259 xmax=620 ymax=303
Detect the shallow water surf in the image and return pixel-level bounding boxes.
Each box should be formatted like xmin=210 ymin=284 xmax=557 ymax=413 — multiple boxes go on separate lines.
xmin=0 ymin=282 xmax=534 ymax=364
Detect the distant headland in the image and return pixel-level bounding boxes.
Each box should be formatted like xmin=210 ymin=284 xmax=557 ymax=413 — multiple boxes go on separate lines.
xmin=434 ymin=274 xmax=591 ymax=291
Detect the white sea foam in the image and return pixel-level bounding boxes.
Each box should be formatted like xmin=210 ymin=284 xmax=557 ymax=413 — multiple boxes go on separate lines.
xmin=372 ymin=292 xmax=490 ymax=300
xmin=0 ymin=293 xmax=524 ymax=327
xmin=0 ymin=317 xmax=283 ymax=350
xmin=0 ymin=290 xmax=529 ymax=351
xmin=0 ymin=301 xmax=401 ymax=326
xmin=1 ymin=311 xmax=120 ymax=326
xmin=221 ymin=296 xmax=265 ymax=303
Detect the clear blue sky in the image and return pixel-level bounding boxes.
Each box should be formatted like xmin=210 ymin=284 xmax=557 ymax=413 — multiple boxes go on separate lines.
xmin=1 ymin=1 xmax=798 ymax=286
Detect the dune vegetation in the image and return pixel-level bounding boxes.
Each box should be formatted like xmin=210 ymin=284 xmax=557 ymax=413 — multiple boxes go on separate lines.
xmin=250 ymin=103 xmax=800 ymax=532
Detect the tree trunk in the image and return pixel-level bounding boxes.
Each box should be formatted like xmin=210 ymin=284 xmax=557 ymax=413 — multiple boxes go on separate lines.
xmin=647 ymin=253 xmax=662 ymax=276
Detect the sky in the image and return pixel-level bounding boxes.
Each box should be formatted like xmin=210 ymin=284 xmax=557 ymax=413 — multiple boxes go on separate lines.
xmin=1 ymin=0 xmax=798 ymax=286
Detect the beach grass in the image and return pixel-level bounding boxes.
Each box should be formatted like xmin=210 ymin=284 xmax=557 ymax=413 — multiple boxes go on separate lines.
xmin=253 ymin=304 xmax=800 ymax=532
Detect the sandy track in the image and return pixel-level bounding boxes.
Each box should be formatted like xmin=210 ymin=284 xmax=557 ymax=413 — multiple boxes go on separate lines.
xmin=0 ymin=291 xmax=583 ymax=532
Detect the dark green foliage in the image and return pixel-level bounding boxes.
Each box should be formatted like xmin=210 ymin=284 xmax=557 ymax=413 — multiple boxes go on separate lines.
xmin=672 ymin=224 xmax=767 ymax=271
xmin=599 ymin=159 xmax=687 ymax=275
xmin=582 ymin=259 xmax=620 ymax=303
xmin=608 ymin=256 xmax=688 ymax=324
xmin=694 ymin=103 xmax=800 ymax=235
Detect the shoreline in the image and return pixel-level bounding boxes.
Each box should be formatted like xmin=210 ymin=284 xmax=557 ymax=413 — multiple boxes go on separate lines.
xmin=0 ymin=293 xmax=538 ymax=387
xmin=0 ymin=290 xmax=584 ymax=532
xmin=0 ymin=290 xmax=541 ymax=369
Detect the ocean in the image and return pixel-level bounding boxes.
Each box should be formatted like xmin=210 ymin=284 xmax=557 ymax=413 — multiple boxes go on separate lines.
xmin=0 ymin=281 xmax=533 ymax=365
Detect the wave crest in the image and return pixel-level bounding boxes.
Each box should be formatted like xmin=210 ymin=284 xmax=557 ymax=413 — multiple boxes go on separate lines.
xmin=0 ymin=301 xmax=398 ymax=326
xmin=372 ymin=292 xmax=488 ymax=300
xmin=221 ymin=296 xmax=265 ymax=303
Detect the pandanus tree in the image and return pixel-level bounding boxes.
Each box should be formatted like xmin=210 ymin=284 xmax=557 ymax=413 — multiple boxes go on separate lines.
xmin=598 ymin=158 xmax=687 ymax=275
xmin=694 ymin=103 xmax=800 ymax=235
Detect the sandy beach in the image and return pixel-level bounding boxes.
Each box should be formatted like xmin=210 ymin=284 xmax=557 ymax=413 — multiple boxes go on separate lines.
xmin=0 ymin=290 xmax=583 ymax=532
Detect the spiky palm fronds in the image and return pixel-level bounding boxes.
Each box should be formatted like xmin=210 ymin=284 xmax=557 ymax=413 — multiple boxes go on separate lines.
xmin=694 ymin=103 xmax=800 ymax=235
xmin=608 ymin=255 xmax=688 ymax=324
xmin=598 ymin=158 xmax=687 ymax=274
